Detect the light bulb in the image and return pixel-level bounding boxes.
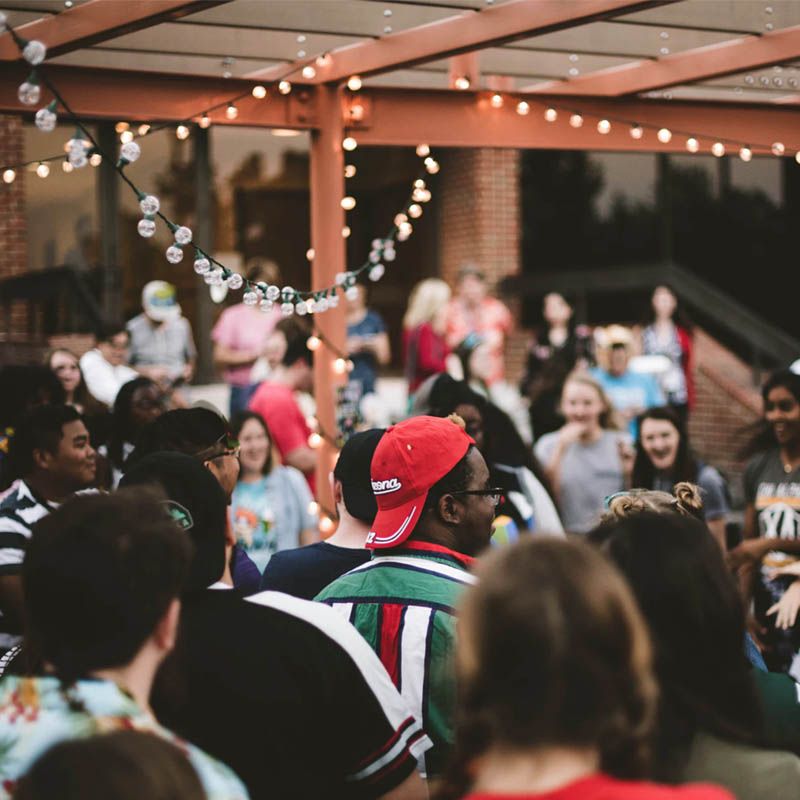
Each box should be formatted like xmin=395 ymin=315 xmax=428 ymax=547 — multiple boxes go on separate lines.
xmin=225 ymin=104 xmax=238 ymax=120
xmin=344 ymin=164 xmax=356 ymax=178
xmin=307 ymin=336 xmax=321 ymax=351
xmin=349 ymin=103 xmax=365 ymax=122
xmin=166 ymin=245 xmax=184 ymax=264
xmin=278 ymin=80 xmax=291 ymax=95
xmin=89 ymin=153 xmax=102 ymax=167
xmin=516 ymin=101 xmax=530 ymax=116
xmin=174 ymin=225 xmax=192 ymax=245
xmin=408 ymin=203 xmax=422 ymax=218
xmin=17 ymin=81 xmax=40 ymax=106
xmin=35 ymin=107 xmax=57 ymax=132
xmin=252 ymin=84 xmax=267 ymax=99
xmin=345 ymin=286 xmax=359 ymax=301
xmin=138 ymin=218 xmax=157 ymax=240
xmin=424 ymin=159 xmax=440 ymax=174
xmin=343 ymin=136 xmax=357 ymax=151
xmin=227 ymin=273 xmax=243 ymax=290
xmin=342 ymin=226 xmax=351 ymax=238
xmin=414 ymin=178 xmax=426 ymax=189
xmin=295 ymin=301 xmax=308 ymax=316
xmin=69 ymin=149 xmax=88 ymax=168
xmin=308 ymin=432 xmax=323 ymax=448
xmin=711 ymin=141 xmax=725 ymax=157
xmin=544 ymin=107 xmax=558 ymax=122
xmin=341 ymin=196 xmax=356 ymax=210
xmin=657 ymin=127 xmax=672 ymax=143
xmin=416 ymin=144 xmax=430 ymax=157
xmin=795 ymin=152 xmax=800 ymax=165
xmin=490 ymin=93 xmax=503 ymax=108
xmin=243 ymin=290 xmax=259 ymax=306
xmin=394 ymin=212 xmax=408 ymax=226
xmin=120 ymin=130 xmax=134 ymax=144
xmin=347 ymin=75 xmax=362 ymax=91
xmin=686 ymin=137 xmax=699 ymax=153
xmin=308 ymin=500 xmax=319 ymax=516
xmin=630 ymin=125 xmax=644 ymax=139
xmin=137 ymin=124 xmax=150 ymax=135
xmin=62 ymin=161 xmax=73 ymax=173
xmin=2 ymin=169 xmax=15 ymax=184
xmin=569 ymin=113 xmax=583 ymax=128
xmin=115 ymin=122 xmax=129 ymax=133
xmin=369 ymin=264 xmax=385 ymax=281
xmin=316 ymin=53 xmax=332 ymax=68
xmin=36 ymin=162 xmax=49 ymax=178
xmin=139 ymin=194 xmax=160 ymax=215
xmin=597 ymin=119 xmax=611 ymax=134
xmin=306 ymin=248 xmax=315 ymax=260
xmin=454 ymin=76 xmax=470 ymax=90
xmin=320 ymin=517 xmax=334 ymax=534
xmin=302 ymin=65 xmax=316 ymax=79
xmin=266 ymin=285 xmax=281 ymax=302
xmin=199 ymin=115 xmax=211 ymax=129
xmin=23 ymin=40 xmax=47 ymax=65
xmin=281 ymin=302 xmax=294 ymax=316
xmin=333 ymin=358 xmax=347 ymax=374
xmin=176 ymin=125 xmax=190 ymax=140
xmin=771 ymin=142 xmax=785 ymax=156
xmin=260 ymin=299 xmax=273 ymax=313
xmin=739 ymin=146 xmax=752 ymax=162
xmin=193 ymin=257 xmax=210 ymax=274
xmin=120 ymin=141 xmax=141 ymax=163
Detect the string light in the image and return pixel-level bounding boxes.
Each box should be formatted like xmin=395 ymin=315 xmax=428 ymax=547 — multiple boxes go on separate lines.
xmin=225 ymin=104 xmax=238 ymax=120
xmin=36 ymin=162 xmax=49 ymax=178
xmin=2 ymin=169 xmax=15 ymax=183
xmin=597 ymin=119 xmax=611 ymax=134
xmin=199 ymin=115 xmax=211 ymax=129
xmin=308 ymin=432 xmax=323 ymax=449
xmin=176 ymin=125 xmax=190 ymax=140
xmin=307 ymin=336 xmax=321 ymax=351
xmin=795 ymin=152 xmax=800 ymax=164
xmin=306 ymin=248 xmax=315 ymax=260
xmin=349 ymin=103 xmax=365 ymax=122
xmin=120 ymin=130 xmax=134 ymax=144
xmin=308 ymin=500 xmax=319 ymax=516
xmin=454 ymin=76 xmax=470 ymax=90
xmin=569 ymin=113 xmax=583 ymax=128
xmin=278 ymin=80 xmax=291 ymax=95
xmin=630 ymin=125 xmax=644 ymax=139
xmin=342 ymin=225 xmax=351 ymax=238
xmin=771 ymin=142 xmax=785 ymax=156
xmin=89 ymin=153 xmax=102 ymax=167
xmin=62 ymin=160 xmax=73 ymax=173
xmin=115 ymin=122 xmax=129 ymax=133
xmin=333 ymin=358 xmax=347 ymax=375
xmin=516 ymin=101 xmax=530 ymax=116
xmin=408 ymin=203 xmax=422 ymax=218
xmin=343 ymin=136 xmax=358 ymax=151
xmin=544 ymin=107 xmax=557 ymax=122
xmin=137 ymin=124 xmax=151 ymax=135
xmin=739 ymin=145 xmax=752 ymax=162
xmin=347 ymin=75 xmax=362 ymax=91
xmin=344 ymin=164 xmax=356 ymax=178
xmin=711 ymin=141 xmax=725 ymax=157
xmin=685 ymin=137 xmax=699 ymax=153
xmin=316 ymin=53 xmax=332 ymax=68
xmin=251 ymin=84 xmax=267 ymax=99
xmin=416 ymin=144 xmax=430 ymax=157
xmin=657 ymin=127 xmax=672 ymax=143
xmin=490 ymin=93 xmax=503 ymax=108
xmin=319 ymin=517 xmax=335 ymax=534
xmin=302 ymin=65 xmax=316 ymax=79
xmin=341 ymin=196 xmax=356 ymax=210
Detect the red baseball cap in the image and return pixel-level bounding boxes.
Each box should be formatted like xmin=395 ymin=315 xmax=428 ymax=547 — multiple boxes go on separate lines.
xmin=366 ymin=415 xmax=474 ymax=549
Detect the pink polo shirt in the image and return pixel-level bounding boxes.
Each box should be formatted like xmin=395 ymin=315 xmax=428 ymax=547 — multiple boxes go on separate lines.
xmin=212 ymin=303 xmax=282 ymax=386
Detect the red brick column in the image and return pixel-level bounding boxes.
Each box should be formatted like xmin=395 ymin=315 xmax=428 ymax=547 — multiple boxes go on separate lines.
xmin=0 ymin=114 xmax=28 ymax=341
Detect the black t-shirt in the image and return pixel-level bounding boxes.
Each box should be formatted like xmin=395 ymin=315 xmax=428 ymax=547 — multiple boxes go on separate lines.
xmin=260 ymin=541 xmax=372 ymax=600
xmin=153 ymin=588 xmax=428 ymax=800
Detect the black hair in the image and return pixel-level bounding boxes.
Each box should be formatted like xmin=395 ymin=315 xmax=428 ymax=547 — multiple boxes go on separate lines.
xmin=23 ymin=488 xmax=192 ymax=685
xmin=126 ymin=407 xmax=230 ymax=470
xmin=108 ymin=377 xmax=160 ymax=470
xmin=230 ymin=410 xmax=273 ymax=476
xmin=645 ymin=284 xmax=694 ymax=333
xmin=589 ymin=512 xmax=765 ymax=781
xmin=740 ymin=369 xmax=800 ymax=458
xmin=14 ymin=730 xmax=205 ymax=800
xmin=281 ymin=331 xmax=313 ymax=368
xmin=96 ymin=318 xmax=128 ymax=343
xmin=0 ymin=365 xmax=66 ymax=430
xmin=7 ymin=404 xmax=81 ymax=479
xmin=423 ymin=445 xmax=475 ymax=513
xmin=632 ymin=406 xmax=699 ymax=488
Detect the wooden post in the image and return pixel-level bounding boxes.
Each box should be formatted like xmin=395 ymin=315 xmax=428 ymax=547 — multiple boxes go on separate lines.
xmin=310 ymin=84 xmax=347 ymax=521
xmin=97 ymin=121 xmax=120 ymax=320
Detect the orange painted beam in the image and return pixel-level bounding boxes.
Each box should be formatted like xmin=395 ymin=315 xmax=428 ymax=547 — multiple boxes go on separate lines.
xmin=0 ymin=0 xmax=228 ymax=61
xmin=525 ymin=23 xmax=800 ymax=97
xmin=246 ymin=0 xmax=675 ymax=84
xmin=309 ymin=85 xmax=347 ymax=518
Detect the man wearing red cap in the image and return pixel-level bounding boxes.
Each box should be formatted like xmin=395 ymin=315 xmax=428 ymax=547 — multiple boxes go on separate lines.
xmin=316 ymin=415 xmax=499 ymax=779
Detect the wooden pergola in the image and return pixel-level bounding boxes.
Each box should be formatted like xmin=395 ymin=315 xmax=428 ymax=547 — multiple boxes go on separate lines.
xmin=2 ymin=0 xmax=799 ymax=511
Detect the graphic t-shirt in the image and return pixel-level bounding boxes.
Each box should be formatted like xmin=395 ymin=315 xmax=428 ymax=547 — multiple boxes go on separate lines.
xmin=348 ymin=310 xmax=387 ymax=396
xmin=230 ymin=468 xmax=316 ymax=573
xmin=590 ymin=367 xmax=665 ymax=437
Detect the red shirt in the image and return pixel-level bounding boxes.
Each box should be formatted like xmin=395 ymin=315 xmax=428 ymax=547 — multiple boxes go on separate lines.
xmin=249 ymin=381 xmax=315 ymax=494
xmin=464 ymin=774 xmax=732 ymax=800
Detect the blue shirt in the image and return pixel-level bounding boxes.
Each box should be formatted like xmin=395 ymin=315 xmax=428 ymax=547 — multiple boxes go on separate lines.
xmin=590 ymin=367 xmax=664 ymax=437
xmin=347 ymin=310 xmax=386 ymax=396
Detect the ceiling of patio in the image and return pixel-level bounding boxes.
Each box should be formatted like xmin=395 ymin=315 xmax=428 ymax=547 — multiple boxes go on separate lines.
xmin=2 ymin=0 xmax=799 ymax=105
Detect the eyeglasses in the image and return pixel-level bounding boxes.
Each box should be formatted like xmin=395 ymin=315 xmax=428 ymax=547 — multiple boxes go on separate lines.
xmin=450 ymin=487 xmax=503 ymax=506
xmin=196 ymin=433 xmax=240 ymax=462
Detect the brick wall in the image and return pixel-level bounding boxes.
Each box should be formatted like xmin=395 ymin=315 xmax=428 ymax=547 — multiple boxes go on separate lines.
xmin=0 ymin=114 xmax=28 ymax=343
xmin=688 ymin=327 xmax=761 ymax=503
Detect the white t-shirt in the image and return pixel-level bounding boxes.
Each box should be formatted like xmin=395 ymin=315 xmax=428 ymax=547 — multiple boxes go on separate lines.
xmin=79 ymin=349 xmax=138 ymax=407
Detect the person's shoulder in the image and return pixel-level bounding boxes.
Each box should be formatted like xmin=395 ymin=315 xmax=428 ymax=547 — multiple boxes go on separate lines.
xmin=570 ymin=774 xmax=733 ymax=800
xmin=534 ymin=431 xmax=559 ymax=452
xmin=277 ymin=464 xmax=308 ymax=486
xmin=744 ymin=448 xmax=776 ymax=481
xmin=126 ymin=313 xmax=146 ymax=331
xmin=697 ymin=463 xmax=725 ymax=486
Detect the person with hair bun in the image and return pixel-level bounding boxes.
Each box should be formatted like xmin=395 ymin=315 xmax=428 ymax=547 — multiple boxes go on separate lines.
xmin=438 ymin=536 xmax=731 ymax=800
xmin=603 ymin=483 xmax=705 ymax=523
xmin=633 ymin=406 xmax=728 ymax=550
xmin=535 ymin=373 xmax=633 ymax=533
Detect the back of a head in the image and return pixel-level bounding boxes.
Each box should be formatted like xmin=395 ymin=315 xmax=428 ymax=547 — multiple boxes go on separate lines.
xmin=8 ymin=404 xmax=81 ymax=479
xmin=589 ymin=512 xmax=762 ymax=758
xmin=24 ymin=489 xmax=191 ymax=683
xmin=14 ymin=731 xmax=204 ymax=800
xmin=452 ymin=537 xmax=655 ymax=788
xmin=601 ymin=483 xmax=704 ymax=524
xmin=0 ymin=366 xmax=65 ymax=429
xmin=120 ymin=451 xmax=227 ymax=591
xmin=126 ymin=407 xmax=228 ymax=469
xmin=333 ymin=428 xmax=385 ymax=523
xmin=281 ymin=331 xmax=313 ymax=368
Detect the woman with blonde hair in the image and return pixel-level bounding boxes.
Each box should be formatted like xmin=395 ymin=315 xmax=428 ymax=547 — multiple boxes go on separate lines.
xmin=534 ymin=372 xmax=633 ymax=533
xmin=438 ymin=537 xmax=730 ymax=800
xmin=403 ymin=278 xmax=452 ymax=393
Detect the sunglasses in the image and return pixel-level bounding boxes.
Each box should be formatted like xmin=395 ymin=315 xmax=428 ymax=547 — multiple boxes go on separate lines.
xmin=450 ymin=487 xmax=504 ymax=506
xmin=198 ymin=433 xmax=240 ymax=461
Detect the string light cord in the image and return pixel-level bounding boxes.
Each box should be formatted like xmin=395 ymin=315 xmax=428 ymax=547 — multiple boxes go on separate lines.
xmin=2 ymin=20 xmax=440 ymax=315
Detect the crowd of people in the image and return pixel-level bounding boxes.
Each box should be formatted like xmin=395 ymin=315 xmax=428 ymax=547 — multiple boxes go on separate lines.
xmin=0 ymin=263 xmax=798 ymax=799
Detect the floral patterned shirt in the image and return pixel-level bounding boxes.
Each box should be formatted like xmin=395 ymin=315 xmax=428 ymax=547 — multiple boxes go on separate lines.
xmin=0 ymin=676 xmax=249 ymax=799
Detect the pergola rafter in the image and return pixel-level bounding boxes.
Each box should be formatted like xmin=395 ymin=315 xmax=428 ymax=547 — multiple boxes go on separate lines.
xmin=0 ymin=0 xmax=229 ymax=61
xmin=244 ymin=0 xmax=678 ymax=83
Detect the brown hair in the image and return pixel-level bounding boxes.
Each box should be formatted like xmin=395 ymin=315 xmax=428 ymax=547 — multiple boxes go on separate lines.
xmin=603 ymin=483 xmax=704 ymax=523
xmin=44 ymin=348 xmax=107 ymax=416
xmin=561 ymin=371 xmax=619 ymax=431
xmin=439 ymin=537 xmax=657 ymax=799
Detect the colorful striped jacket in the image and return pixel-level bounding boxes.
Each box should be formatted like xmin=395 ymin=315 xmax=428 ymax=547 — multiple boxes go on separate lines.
xmin=315 ymin=541 xmax=476 ymax=778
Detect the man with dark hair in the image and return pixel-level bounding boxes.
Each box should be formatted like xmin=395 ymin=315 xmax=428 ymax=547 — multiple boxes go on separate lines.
xmin=0 ymin=405 xmax=96 ymax=649
xmin=248 ymin=331 xmax=316 ymax=492
xmin=122 ymin=451 xmax=430 ymax=800
xmin=79 ymin=320 xmax=138 ymax=406
xmin=261 ymin=429 xmax=384 ymax=599
xmin=0 ymin=488 xmax=247 ymax=799
xmin=317 ymin=415 xmax=497 ymax=778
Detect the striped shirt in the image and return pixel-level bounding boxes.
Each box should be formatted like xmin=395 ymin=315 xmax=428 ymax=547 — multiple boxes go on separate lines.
xmin=315 ymin=541 xmax=476 ymax=778
xmin=0 ymin=481 xmax=55 ymax=649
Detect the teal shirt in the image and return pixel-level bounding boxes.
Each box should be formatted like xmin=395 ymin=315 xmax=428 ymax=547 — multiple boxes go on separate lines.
xmin=316 ymin=541 xmax=475 ymax=778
